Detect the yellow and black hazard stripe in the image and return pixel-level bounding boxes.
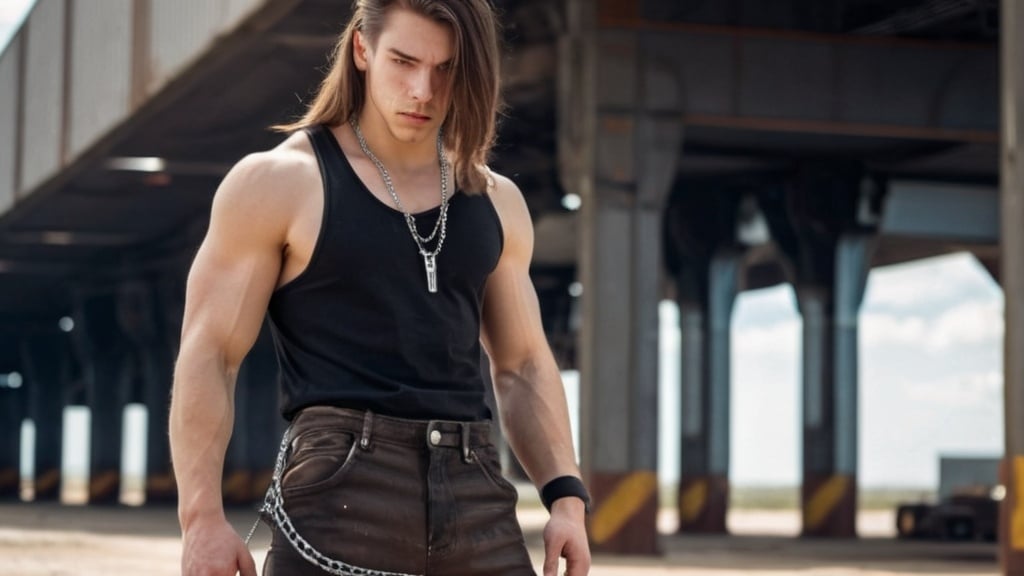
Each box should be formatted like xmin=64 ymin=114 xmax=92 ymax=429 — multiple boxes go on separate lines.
xmin=588 ymin=470 xmax=658 ymax=553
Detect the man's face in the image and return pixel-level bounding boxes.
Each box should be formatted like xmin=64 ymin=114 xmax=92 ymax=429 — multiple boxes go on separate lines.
xmin=355 ymin=9 xmax=455 ymax=144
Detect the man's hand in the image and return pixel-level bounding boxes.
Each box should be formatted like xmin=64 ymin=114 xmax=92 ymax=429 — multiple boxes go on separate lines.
xmin=542 ymin=497 xmax=591 ymax=576
xmin=181 ymin=516 xmax=257 ymax=576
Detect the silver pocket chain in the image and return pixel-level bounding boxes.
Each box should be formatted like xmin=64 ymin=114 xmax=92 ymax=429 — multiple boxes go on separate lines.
xmin=244 ymin=428 xmax=421 ymax=576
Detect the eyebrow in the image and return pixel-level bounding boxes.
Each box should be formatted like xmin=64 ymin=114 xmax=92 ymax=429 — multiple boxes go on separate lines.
xmin=388 ymin=48 xmax=453 ymax=67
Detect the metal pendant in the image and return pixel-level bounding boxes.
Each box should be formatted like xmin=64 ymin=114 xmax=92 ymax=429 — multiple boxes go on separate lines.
xmin=424 ymin=253 xmax=438 ymax=293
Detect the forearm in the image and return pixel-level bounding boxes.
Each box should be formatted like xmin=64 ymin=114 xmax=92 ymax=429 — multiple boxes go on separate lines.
xmin=492 ymin=352 xmax=580 ymax=488
xmin=169 ymin=348 xmax=238 ymax=532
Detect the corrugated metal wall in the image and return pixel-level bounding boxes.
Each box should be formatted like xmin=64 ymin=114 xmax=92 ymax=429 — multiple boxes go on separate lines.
xmin=0 ymin=0 xmax=271 ymax=217
xmin=67 ymin=0 xmax=133 ymax=159
xmin=21 ymin=0 xmax=65 ymax=194
xmin=149 ymin=0 xmax=265 ymax=98
xmin=0 ymin=36 xmax=20 ymax=215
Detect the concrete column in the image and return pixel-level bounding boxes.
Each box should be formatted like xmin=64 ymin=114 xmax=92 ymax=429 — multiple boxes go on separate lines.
xmin=0 ymin=340 xmax=24 ymax=499
xmin=678 ymin=295 xmax=706 ymax=486
xmin=834 ymin=236 xmax=872 ymax=485
xmin=1000 ymin=0 xmax=1024 ymax=571
xmin=797 ymin=285 xmax=843 ymax=537
xmin=77 ymin=294 xmax=128 ymax=504
xmin=139 ymin=279 xmax=177 ymax=504
xmin=677 ymin=251 xmax=740 ymax=533
xmin=798 ymin=234 xmax=871 ymax=538
xmin=705 ymin=253 xmax=739 ymax=527
xmin=568 ymin=0 xmax=683 ymax=551
xmin=21 ymin=332 xmax=67 ymax=501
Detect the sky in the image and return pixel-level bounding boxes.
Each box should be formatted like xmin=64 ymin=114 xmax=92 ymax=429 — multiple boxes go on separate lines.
xmin=2 ymin=1 xmax=1005 ymax=492
xmin=723 ymin=252 xmax=1003 ymax=488
xmin=0 ymin=0 xmax=31 ymax=54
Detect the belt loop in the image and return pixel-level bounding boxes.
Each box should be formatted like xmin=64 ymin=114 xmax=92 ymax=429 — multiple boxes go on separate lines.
xmin=360 ymin=410 xmax=374 ymax=451
xmin=461 ymin=423 xmax=472 ymax=463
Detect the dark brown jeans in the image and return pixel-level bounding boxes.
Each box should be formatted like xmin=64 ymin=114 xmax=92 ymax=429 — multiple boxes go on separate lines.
xmin=261 ymin=406 xmax=536 ymax=575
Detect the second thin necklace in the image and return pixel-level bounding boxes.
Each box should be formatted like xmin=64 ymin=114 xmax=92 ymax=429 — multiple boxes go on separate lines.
xmin=350 ymin=118 xmax=450 ymax=294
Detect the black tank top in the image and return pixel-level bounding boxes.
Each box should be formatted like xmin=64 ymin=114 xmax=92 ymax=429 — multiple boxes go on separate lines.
xmin=267 ymin=124 xmax=503 ymax=421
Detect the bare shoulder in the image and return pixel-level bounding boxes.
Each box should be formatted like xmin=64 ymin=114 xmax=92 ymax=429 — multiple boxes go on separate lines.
xmin=484 ymin=169 xmax=534 ymax=260
xmin=209 ymin=131 xmax=319 ymax=238
xmin=217 ymin=131 xmax=317 ymax=207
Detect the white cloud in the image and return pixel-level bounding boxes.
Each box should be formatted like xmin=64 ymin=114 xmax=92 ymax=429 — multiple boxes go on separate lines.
xmin=861 ymin=299 xmax=1003 ymax=353
xmin=861 ymin=312 xmax=928 ymax=347
xmin=864 ymin=252 xmax=1000 ymax=310
xmin=904 ymin=371 xmax=1002 ymax=408
xmin=733 ymin=319 xmax=800 ymax=358
xmin=927 ymin=299 xmax=1003 ymax=351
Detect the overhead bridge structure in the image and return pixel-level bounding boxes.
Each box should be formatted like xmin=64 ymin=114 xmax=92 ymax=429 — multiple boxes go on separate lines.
xmin=1 ymin=0 xmax=1022 ymax=571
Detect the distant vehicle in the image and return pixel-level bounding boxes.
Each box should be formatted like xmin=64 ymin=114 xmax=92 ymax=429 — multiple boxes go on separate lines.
xmin=895 ymin=456 xmax=1001 ymax=542
xmin=896 ymin=485 xmax=1000 ymax=541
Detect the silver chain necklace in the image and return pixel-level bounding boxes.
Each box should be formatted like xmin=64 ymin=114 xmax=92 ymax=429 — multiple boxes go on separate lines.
xmin=350 ymin=118 xmax=449 ymax=293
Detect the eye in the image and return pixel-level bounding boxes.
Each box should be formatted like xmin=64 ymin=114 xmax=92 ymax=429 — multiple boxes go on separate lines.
xmin=392 ymin=58 xmax=412 ymax=67
xmin=438 ymin=62 xmax=453 ymax=73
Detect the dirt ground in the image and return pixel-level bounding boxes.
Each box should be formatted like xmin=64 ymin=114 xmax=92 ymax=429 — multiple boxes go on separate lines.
xmin=0 ymin=501 xmax=999 ymax=575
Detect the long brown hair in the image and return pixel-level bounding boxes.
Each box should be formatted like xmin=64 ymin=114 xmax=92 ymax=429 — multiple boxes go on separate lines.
xmin=274 ymin=0 xmax=502 ymax=194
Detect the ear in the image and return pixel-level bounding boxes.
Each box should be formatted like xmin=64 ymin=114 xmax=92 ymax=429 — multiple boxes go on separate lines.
xmin=353 ymin=30 xmax=370 ymax=71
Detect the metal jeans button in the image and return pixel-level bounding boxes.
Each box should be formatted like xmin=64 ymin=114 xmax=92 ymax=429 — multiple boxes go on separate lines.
xmin=430 ymin=429 xmax=442 ymax=446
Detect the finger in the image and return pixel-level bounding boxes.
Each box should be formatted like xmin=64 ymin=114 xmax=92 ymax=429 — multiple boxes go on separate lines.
xmin=565 ymin=553 xmax=590 ymax=576
xmin=238 ymin=549 xmax=258 ymax=576
xmin=542 ymin=534 xmax=562 ymax=576
xmin=562 ymin=544 xmax=585 ymax=576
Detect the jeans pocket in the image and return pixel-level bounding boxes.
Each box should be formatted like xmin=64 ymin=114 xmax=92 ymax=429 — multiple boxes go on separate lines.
xmin=472 ymin=444 xmax=520 ymax=500
xmin=281 ymin=428 xmax=359 ymax=497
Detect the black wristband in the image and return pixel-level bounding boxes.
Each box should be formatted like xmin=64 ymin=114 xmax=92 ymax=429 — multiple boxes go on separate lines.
xmin=540 ymin=475 xmax=591 ymax=513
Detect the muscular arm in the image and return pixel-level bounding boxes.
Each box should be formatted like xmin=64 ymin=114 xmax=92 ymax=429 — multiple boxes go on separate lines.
xmin=169 ymin=151 xmax=297 ymax=575
xmin=481 ymin=173 xmax=590 ymax=575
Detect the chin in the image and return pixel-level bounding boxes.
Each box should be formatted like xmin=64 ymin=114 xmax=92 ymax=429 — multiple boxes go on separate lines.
xmin=390 ymin=124 xmax=435 ymax=143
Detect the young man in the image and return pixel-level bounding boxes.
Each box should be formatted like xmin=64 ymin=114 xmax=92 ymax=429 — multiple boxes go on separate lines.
xmin=169 ymin=1 xmax=590 ymax=575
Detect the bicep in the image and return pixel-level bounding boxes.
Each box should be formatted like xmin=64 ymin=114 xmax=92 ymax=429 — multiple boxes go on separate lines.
xmin=480 ymin=172 xmax=547 ymax=371
xmin=179 ymin=158 xmax=286 ymax=371
xmin=481 ymin=249 xmax=550 ymax=374
xmin=181 ymin=237 xmax=280 ymax=371
xmin=481 ymin=266 xmax=541 ymax=365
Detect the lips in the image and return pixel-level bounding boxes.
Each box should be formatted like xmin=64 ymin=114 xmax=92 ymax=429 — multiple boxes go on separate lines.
xmin=401 ymin=112 xmax=431 ymax=121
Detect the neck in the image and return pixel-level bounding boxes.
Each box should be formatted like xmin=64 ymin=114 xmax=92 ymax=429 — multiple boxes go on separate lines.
xmin=353 ymin=109 xmax=439 ymax=173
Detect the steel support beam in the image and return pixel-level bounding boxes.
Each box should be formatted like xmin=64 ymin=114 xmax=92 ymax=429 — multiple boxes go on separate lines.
xmin=881 ymin=181 xmax=999 ymax=243
xmin=1000 ymin=0 xmax=1024 ymax=571
xmin=594 ymin=18 xmax=997 ymax=142
xmin=566 ymin=0 xmax=681 ymax=555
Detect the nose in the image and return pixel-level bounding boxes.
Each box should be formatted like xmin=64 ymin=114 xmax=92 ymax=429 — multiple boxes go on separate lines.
xmin=408 ymin=68 xmax=434 ymax=102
